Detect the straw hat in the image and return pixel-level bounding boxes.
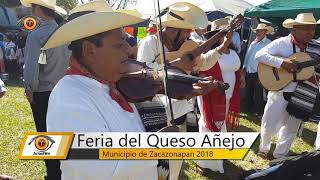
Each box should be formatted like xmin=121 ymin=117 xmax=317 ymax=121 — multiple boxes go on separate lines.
xmin=42 ymin=11 xmax=145 ymax=50
xmin=210 ymin=18 xmax=229 ymax=31
xmin=252 ymin=23 xmax=274 ymax=34
xmin=69 ymin=0 xmax=113 ymax=15
xmin=69 ymin=0 xmax=144 ymax=18
xmin=160 ymin=2 xmax=208 ymax=29
xmin=283 ymin=13 xmax=320 ymax=28
xmin=20 ymin=0 xmax=67 ymax=15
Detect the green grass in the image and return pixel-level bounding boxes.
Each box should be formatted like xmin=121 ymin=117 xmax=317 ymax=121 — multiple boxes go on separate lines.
xmin=0 ymin=79 xmax=318 ymax=180
xmin=0 ymin=80 xmax=45 ymax=180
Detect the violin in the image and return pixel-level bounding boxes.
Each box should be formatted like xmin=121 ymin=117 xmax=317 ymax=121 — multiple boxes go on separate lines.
xmin=117 ymin=60 xmax=229 ymax=103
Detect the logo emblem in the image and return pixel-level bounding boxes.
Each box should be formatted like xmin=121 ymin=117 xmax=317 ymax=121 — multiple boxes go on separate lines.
xmin=28 ymin=135 xmax=55 ymax=153
xmin=17 ymin=16 xmax=40 ymax=31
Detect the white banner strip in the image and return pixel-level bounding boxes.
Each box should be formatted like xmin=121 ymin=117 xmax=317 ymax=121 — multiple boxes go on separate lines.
xmin=71 ymin=132 xmax=259 ymax=149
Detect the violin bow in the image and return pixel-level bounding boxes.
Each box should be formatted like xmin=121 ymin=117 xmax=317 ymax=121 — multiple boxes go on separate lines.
xmin=152 ymin=0 xmax=176 ymax=126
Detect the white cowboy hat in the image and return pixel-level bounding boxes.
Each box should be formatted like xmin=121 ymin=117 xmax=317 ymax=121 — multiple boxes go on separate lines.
xmin=252 ymin=23 xmax=274 ymax=34
xmin=20 ymin=0 xmax=67 ymax=15
xmin=160 ymin=2 xmax=208 ymax=29
xmin=69 ymin=0 xmax=113 ymax=15
xmin=282 ymin=13 xmax=320 ymax=28
xmin=42 ymin=11 xmax=145 ymax=50
xmin=69 ymin=0 xmax=145 ymax=18
xmin=209 ymin=17 xmax=229 ymax=31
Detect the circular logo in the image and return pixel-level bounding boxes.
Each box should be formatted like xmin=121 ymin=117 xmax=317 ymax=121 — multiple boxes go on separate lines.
xmin=23 ymin=17 xmax=37 ymax=31
xmin=35 ymin=136 xmax=49 ymax=151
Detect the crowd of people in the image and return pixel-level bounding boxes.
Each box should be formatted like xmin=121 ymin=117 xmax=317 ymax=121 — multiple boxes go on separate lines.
xmin=1 ymin=0 xmax=320 ymax=179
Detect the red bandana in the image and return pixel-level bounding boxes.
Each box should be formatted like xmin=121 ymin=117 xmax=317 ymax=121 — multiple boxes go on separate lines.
xmin=65 ymin=57 xmax=133 ymax=113
xmin=291 ymin=34 xmax=308 ymax=52
xmin=200 ymin=62 xmax=241 ymax=132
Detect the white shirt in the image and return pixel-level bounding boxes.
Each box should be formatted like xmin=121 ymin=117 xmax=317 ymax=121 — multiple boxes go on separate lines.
xmin=137 ymin=35 xmax=221 ymax=72
xmin=190 ymin=31 xmax=206 ymax=42
xmin=243 ymin=37 xmax=271 ymax=73
xmin=137 ymin=35 xmax=221 ymax=119
xmin=255 ymin=35 xmax=300 ymax=92
xmin=219 ymin=50 xmax=241 ymax=99
xmin=232 ymin=32 xmax=241 ymax=54
xmin=46 ymin=75 xmax=158 ymax=180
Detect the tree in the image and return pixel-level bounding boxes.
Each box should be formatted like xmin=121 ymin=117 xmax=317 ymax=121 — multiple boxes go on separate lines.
xmin=56 ymin=0 xmax=78 ymax=11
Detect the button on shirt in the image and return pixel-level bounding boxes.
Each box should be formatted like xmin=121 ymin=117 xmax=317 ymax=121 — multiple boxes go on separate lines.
xmin=47 ymin=75 xmax=158 ymax=180
xmin=255 ymin=35 xmax=301 ymax=92
xmin=243 ymin=37 xmax=271 ymax=73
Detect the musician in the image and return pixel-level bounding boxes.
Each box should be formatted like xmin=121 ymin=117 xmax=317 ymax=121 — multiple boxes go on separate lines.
xmin=255 ymin=13 xmax=319 ymax=159
xmin=43 ymin=7 xmax=222 ymax=179
xmin=20 ymin=0 xmax=68 ymax=179
xmin=137 ymin=3 xmax=232 ymax=179
xmin=242 ymin=23 xmax=273 ymax=117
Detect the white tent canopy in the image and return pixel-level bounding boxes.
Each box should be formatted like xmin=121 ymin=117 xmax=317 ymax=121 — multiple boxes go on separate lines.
xmin=132 ymin=0 xmax=254 ymax=17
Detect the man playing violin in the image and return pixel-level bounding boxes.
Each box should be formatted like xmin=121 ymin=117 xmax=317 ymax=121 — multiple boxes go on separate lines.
xmin=137 ymin=2 xmax=234 ymax=179
xmin=256 ymin=13 xmax=320 ymax=159
xmin=42 ymin=4 xmax=224 ymax=178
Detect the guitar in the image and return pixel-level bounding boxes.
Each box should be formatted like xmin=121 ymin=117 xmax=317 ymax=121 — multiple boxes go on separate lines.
xmin=154 ymin=14 xmax=245 ymax=68
xmin=258 ymin=52 xmax=320 ymax=91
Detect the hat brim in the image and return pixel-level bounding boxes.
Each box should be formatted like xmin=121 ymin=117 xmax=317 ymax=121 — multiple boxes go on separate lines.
xmin=160 ymin=2 xmax=208 ymax=29
xmin=252 ymin=26 xmax=274 ymax=34
xmin=21 ymin=0 xmax=67 ymax=15
xmin=283 ymin=18 xmax=320 ymax=28
xmin=42 ymin=12 xmax=145 ymax=50
xmin=69 ymin=0 xmax=113 ymax=15
xmin=161 ymin=20 xmax=198 ymax=29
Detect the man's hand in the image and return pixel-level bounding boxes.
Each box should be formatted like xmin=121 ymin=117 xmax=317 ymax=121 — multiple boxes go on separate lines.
xmin=25 ymin=90 xmax=34 ymax=104
xmin=169 ymin=53 xmax=196 ymax=72
xmin=217 ymin=30 xmax=233 ymax=54
xmin=192 ymin=77 xmax=220 ymax=96
xmin=281 ymin=59 xmax=298 ymax=73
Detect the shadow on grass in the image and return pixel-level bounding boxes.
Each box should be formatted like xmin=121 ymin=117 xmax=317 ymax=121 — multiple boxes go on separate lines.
xmin=4 ymin=79 xmax=23 ymax=88
xmin=300 ymin=126 xmax=317 ymax=147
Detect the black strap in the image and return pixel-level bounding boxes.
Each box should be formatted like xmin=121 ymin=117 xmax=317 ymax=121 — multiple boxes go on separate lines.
xmin=272 ymin=67 xmax=280 ymax=81
xmin=292 ymin=43 xmax=297 ymax=82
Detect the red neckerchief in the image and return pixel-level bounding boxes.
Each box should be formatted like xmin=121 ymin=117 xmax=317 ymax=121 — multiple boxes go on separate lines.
xmin=200 ymin=61 xmax=241 ymax=132
xmin=291 ymin=34 xmax=308 ymax=51
xmin=65 ymin=57 xmax=133 ymax=113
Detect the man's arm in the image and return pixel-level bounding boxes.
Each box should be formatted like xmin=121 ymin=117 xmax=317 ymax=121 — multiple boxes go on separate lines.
xmin=136 ymin=37 xmax=162 ymax=69
xmin=196 ymin=31 xmax=233 ymax=71
xmin=255 ymin=40 xmax=297 ymax=72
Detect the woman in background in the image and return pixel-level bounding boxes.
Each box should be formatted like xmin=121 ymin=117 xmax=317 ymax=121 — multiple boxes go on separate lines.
xmin=196 ymin=30 xmax=245 ymax=174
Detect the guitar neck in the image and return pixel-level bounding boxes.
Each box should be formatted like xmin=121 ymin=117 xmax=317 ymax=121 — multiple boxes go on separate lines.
xmin=189 ymin=29 xmax=227 ymax=58
xmin=297 ymin=59 xmax=320 ymax=69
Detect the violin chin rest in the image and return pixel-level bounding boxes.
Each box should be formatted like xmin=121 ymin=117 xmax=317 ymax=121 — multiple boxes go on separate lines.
xmin=157 ymin=125 xmax=180 ymax=132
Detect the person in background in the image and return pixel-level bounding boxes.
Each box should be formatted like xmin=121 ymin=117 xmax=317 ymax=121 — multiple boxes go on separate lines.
xmin=242 ymin=23 xmax=273 ymax=117
xmin=190 ymin=28 xmax=207 ymax=42
xmin=147 ymin=21 xmax=157 ymax=35
xmin=196 ymin=28 xmax=245 ymax=174
xmin=3 ymin=33 xmax=18 ymax=78
xmin=0 ymin=77 xmax=6 ymax=98
xmin=0 ymin=39 xmax=5 ymax=75
xmin=0 ymin=5 xmax=17 ymax=27
xmin=20 ymin=0 xmax=68 ymax=179
xmin=209 ymin=17 xmax=242 ymax=54
xmin=256 ymin=13 xmax=319 ymax=159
